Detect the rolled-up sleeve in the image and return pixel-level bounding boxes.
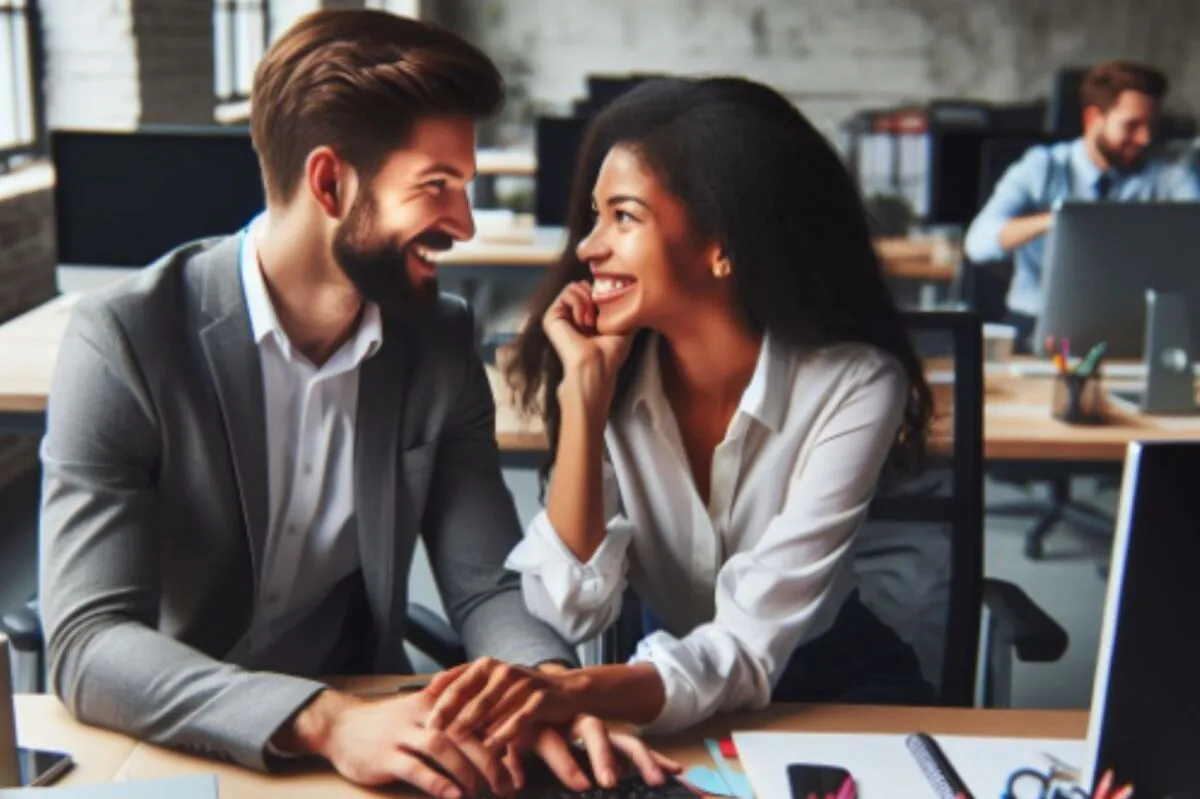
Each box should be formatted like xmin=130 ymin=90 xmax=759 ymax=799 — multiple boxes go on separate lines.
xmin=964 ymin=147 xmax=1046 ymax=264
xmin=505 ymin=460 xmax=634 ymax=644
xmin=629 ymin=357 xmax=909 ymax=734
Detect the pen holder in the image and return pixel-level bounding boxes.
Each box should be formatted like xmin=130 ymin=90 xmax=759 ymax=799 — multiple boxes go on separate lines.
xmin=1051 ymin=372 xmax=1107 ymax=425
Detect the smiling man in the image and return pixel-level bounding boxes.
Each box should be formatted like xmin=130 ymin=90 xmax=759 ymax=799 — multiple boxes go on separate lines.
xmin=965 ymin=60 xmax=1200 ymax=351
xmin=37 ymin=10 xmax=596 ymax=798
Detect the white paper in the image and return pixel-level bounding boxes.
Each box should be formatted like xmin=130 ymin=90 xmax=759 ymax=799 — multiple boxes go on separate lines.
xmin=732 ymin=731 xmax=1084 ymax=799
xmin=0 ymin=775 xmax=218 ymax=798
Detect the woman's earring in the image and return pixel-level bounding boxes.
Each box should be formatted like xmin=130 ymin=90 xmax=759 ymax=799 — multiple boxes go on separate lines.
xmin=712 ymin=259 xmax=732 ymax=279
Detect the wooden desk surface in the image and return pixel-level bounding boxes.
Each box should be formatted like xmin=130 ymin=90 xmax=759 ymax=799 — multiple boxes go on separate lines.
xmin=438 ymin=233 xmax=958 ymax=283
xmin=16 ymin=691 xmax=1086 ymax=798
xmin=475 ymin=147 xmax=536 ymax=177
xmin=6 ymin=293 xmax=1200 ymax=462
xmin=0 ymin=293 xmax=79 ymax=414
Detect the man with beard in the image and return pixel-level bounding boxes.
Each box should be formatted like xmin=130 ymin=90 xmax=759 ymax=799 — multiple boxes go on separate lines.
xmin=37 ymin=9 xmax=673 ymax=797
xmin=965 ymin=60 xmax=1200 ymax=351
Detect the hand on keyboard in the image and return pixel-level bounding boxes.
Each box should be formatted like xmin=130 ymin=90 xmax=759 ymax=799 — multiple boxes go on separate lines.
xmin=509 ymin=744 xmax=700 ymax=798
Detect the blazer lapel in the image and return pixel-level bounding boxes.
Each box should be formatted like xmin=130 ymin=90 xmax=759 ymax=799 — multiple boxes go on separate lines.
xmin=354 ymin=320 xmax=407 ymax=668
xmin=196 ymin=235 xmax=270 ymax=579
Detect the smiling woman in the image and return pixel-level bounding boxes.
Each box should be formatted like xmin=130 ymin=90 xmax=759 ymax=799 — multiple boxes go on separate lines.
xmin=429 ymin=75 xmax=939 ymax=741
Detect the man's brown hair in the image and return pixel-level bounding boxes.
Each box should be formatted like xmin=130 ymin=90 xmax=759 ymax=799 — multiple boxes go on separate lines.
xmin=250 ymin=9 xmax=503 ymax=204
xmin=1081 ymin=60 xmax=1169 ymax=113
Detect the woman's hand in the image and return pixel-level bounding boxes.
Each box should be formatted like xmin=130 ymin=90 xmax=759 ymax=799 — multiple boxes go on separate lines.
xmin=423 ymin=658 xmax=681 ymax=790
xmin=424 ymin=658 xmax=582 ymax=749
xmin=543 ymin=280 xmax=633 ymax=407
xmin=1092 ymin=769 xmax=1134 ymax=799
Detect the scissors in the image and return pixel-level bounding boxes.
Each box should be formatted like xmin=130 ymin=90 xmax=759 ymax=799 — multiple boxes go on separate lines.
xmin=1004 ymin=767 xmax=1090 ymax=799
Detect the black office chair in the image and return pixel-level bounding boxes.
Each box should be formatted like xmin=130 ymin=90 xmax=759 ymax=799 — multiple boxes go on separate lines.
xmin=963 ymin=140 xmax=1118 ymax=560
xmin=0 ymin=599 xmax=467 ymax=694
xmin=599 ymin=311 xmax=1066 ymax=707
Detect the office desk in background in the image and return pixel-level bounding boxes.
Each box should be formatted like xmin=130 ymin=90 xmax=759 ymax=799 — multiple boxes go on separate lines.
xmin=6 ymin=292 xmax=1200 ymax=464
xmin=439 ymin=231 xmax=958 ymax=276
xmin=15 ymin=682 xmax=1087 ymax=798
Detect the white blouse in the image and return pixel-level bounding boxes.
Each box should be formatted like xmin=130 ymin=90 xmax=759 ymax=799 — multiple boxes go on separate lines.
xmin=505 ymin=334 xmax=909 ymax=733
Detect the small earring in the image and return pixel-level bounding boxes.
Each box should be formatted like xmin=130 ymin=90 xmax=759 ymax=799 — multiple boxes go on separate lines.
xmin=712 ymin=259 xmax=731 ymax=279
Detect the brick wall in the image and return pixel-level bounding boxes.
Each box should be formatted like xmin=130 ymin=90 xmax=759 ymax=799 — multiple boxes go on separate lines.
xmin=463 ymin=0 xmax=1200 ymax=147
xmin=132 ymin=0 xmax=215 ymax=125
xmin=0 ymin=168 xmax=55 ymax=487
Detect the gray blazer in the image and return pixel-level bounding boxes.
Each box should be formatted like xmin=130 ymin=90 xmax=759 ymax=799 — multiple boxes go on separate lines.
xmin=38 ymin=234 xmax=572 ymax=771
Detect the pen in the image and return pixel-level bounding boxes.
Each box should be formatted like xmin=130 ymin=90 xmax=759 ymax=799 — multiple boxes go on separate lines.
xmin=1078 ymin=341 xmax=1108 ymax=378
xmin=1062 ymin=337 xmax=1071 ymax=361
xmin=835 ymin=774 xmax=856 ymax=799
xmin=907 ymin=732 xmax=975 ymax=799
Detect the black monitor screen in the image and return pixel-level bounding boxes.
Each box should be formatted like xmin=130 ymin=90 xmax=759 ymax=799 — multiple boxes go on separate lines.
xmin=535 ymin=117 xmax=589 ymax=228
xmin=52 ymin=128 xmax=265 ymax=267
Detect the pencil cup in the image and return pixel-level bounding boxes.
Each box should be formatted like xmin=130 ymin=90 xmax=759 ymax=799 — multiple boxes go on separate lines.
xmin=1051 ymin=372 xmax=1106 ymax=425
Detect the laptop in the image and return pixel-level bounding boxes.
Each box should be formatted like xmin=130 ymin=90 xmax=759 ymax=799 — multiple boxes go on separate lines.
xmin=0 ymin=634 xmax=73 ymax=787
xmin=1082 ymin=441 xmax=1200 ymax=796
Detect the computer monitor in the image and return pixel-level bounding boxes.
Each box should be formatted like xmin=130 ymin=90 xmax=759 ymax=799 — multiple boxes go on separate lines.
xmin=534 ymin=116 xmax=589 ymax=227
xmin=1082 ymin=441 xmax=1200 ymax=796
xmin=1034 ymin=202 xmax=1200 ymax=359
xmin=53 ymin=127 xmax=264 ymax=272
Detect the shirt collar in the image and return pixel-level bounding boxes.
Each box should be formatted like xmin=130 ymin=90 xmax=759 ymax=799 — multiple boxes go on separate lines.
xmin=628 ymin=332 xmax=789 ymax=434
xmin=1070 ymin=137 xmax=1108 ymax=191
xmin=239 ymin=213 xmax=383 ymax=366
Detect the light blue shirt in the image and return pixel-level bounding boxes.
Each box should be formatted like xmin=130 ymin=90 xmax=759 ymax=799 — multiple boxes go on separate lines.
xmin=964 ymin=138 xmax=1200 ymax=316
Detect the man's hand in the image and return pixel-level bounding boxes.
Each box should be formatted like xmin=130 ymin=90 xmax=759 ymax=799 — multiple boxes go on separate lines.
xmin=275 ymin=689 xmax=517 ymax=797
xmin=998 ymin=211 xmax=1054 ymax=252
xmin=567 ymin=715 xmax=681 ymax=790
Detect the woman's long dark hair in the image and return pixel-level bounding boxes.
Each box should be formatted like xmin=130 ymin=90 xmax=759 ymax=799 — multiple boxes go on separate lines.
xmin=508 ymin=76 xmax=933 ymax=485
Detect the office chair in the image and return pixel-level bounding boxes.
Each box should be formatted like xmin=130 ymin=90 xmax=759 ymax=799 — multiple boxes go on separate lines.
xmin=0 ymin=599 xmax=467 ymax=695
xmin=599 ymin=311 xmax=1066 ymax=707
xmin=960 ymin=136 xmax=1117 ymax=560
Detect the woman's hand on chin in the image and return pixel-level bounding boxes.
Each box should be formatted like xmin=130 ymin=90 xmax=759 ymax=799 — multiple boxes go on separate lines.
xmin=543 ymin=281 xmax=633 ymax=407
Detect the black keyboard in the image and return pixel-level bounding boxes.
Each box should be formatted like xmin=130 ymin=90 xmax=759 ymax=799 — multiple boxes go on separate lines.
xmin=514 ymin=777 xmax=699 ymax=798
xmin=504 ymin=748 xmax=700 ymax=798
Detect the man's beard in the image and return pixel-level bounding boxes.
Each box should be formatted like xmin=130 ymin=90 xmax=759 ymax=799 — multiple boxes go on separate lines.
xmin=331 ymin=191 xmax=449 ymax=316
xmin=1095 ymin=132 xmax=1148 ymax=174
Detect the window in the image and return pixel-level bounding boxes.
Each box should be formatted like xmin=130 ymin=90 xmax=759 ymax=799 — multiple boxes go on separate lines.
xmin=0 ymin=0 xmax=43 ymax=172
xmin=214 ymin=0 xmax=269 ymax=103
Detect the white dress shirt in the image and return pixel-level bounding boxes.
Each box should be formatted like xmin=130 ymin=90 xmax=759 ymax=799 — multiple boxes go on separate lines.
xmin=225 ymin=216 xmax=383 ymax=672
xmin=506 ymin=334 xmax=908 ymax=733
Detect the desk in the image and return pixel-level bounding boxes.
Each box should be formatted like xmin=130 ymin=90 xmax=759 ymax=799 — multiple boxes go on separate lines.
xmin=490 ymin=362 xmax=1200 ymax=463
xmin=0 ymin=293 xmax=78 ymax=435
xmin=15 ymin=689 xmax=1086 ymax=798
xmin=439 ymin=231 xmax=957 ymax=280
xmin=475 ymin=147 xmax=537 ymax=177
xmin=5 ymin=294 xmax=1200 ymax=464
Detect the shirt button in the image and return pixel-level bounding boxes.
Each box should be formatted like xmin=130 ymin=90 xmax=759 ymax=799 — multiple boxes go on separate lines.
xmin=287 ymin=524 xmax=299 ymax=536
xmin=266 ymin=593 xmax=280 ymax=605
xmin=302 ymin=463 xmax=313 ymax=476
